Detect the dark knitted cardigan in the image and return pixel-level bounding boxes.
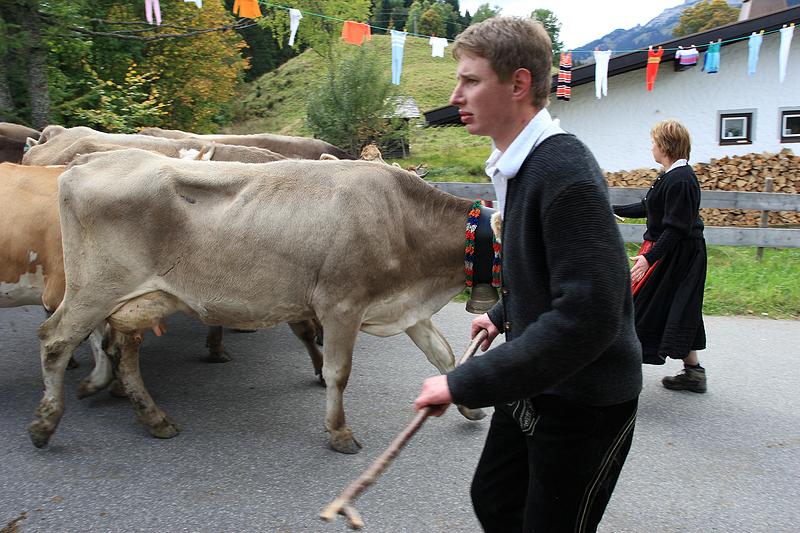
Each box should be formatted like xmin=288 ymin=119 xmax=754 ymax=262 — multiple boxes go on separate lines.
xmin=613 ymin=164 xmax=705 ymax=265
xmin=448 ymin=134 xmax=642 ymax=409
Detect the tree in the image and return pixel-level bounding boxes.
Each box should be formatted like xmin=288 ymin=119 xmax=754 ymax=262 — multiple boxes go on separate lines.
xmin=531 ymin=8 xmax=563 ymax=64
xmin=406 ymin=0 xmax=461 ymax=39
xmin=471 ymin=3 xmax=500 ymax=24
xmin=419 ymin=8 xmax=445 ymax=37
xmin=673 ymin=0 xmax=740 ymax=37
xmin=306 ymin=45 xmax=400 ymax=157
xmin=138 ymin=1 xmax=249 ymax=131
xmin=1 ymin=0 xmax=253 ymax=130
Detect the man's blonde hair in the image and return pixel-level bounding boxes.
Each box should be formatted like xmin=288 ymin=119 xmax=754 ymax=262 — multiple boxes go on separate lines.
xmin=651 ymin=119 xmax=692 ymax=161
xmin=452 ymin=17 xmax=552 ymax=108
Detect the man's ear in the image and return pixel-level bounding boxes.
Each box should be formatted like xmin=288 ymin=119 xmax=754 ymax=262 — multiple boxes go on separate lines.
xmin=511 ymin=68 xmax=532 ymax=101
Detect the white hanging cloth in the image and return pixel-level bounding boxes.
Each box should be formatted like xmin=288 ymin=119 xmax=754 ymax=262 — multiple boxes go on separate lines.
xmin=289 ymin=9 xmax=303 ymax=47
xmin=429 ymin=37 xmax=448 ymax=58
xmin=594 ymin=50 xmax=611 ymax=99
xmin=779 ymin=25 xmax=794 ymax=83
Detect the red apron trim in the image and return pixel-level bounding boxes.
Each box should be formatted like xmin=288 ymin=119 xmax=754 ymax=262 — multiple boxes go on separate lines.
xmin=631 ymin=240 xmax=660 ymax=296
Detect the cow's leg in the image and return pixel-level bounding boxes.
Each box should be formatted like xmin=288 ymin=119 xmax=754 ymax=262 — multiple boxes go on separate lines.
xmin=405 ymin=319 xmax=486 ymax=421
xmin=43 ymin=310 xmax=80 ymax=370
xmin=28 ymin=306 xmax=101 ymax=448
xmin=289 ymin=320 xmax=325 ymax=385
xmin=110 ymin=328 xmax=179 ymax=439
xmin=320 ymin=316 xmax=362 ymax=454
xmin=205 ymin=326 xmax=231 ymax=363
xmin=76 ymin=325 xmax=115 ymax=398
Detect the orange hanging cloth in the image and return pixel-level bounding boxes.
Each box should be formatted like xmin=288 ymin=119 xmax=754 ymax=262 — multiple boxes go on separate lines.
xmin=232 ymin=0 xmax=262 ymax=19
xmin=646 ymin=46 xmax=664 ymax=91
xmin=341 ymin=21 xmax=372 ymax=46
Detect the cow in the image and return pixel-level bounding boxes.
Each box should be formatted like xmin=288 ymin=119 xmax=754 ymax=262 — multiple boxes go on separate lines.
xmin=0 ymin=162 xmax=112 ymax=397
xmin=22 ymin=126 xmax=285 ymax=166
xmin=29 ymin=148 xmax=490 ymax=453
xmin=139 ymin=126 xmax=354 ymax=160
xmin=1 ymin=122 xmax=41 ymax=164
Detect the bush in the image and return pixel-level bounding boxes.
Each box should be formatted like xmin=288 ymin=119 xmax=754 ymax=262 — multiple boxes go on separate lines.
xmin=306 ymin=45 xmax=403 ymax=157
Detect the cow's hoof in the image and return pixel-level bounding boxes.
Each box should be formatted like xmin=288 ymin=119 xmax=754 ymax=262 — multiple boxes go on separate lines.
xmin=67 ymin=356 xmax=79 ymax=370
xmin=316 ymin=373 xmax=326 ymax=387
xmin=329 ymin=432 xmax=362 ymax=454
xmin=76 ymin=380 xmax=103 ymax=399
xmin=457 ymin=405 xmax=487 ymax=421
xmin=108 ymin=380 xmax=128 ymax=398
xmin=28 ymin=421 xmax=53 ymax=448
xmin=147 ymin=418 xmax=179 ymax=439
xmin=204 ymin=351 xmax=231 ymax=363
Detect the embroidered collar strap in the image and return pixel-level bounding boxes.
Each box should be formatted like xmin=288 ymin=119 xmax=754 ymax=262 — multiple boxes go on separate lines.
xmin=465 ymin=200 xmax=501 ymax=288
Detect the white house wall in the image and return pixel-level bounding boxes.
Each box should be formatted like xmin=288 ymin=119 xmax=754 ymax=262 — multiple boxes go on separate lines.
xmin=548 ymin=30 xmax=799 ymax=171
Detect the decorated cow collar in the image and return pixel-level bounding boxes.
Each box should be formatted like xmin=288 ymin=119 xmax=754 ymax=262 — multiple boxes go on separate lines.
xmin=464 ymin=200 xmax=501 ymax=289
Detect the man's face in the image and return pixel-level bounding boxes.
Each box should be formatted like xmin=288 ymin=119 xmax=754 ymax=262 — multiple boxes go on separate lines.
xmin=449 ymin=54 xmax=515 ymax=145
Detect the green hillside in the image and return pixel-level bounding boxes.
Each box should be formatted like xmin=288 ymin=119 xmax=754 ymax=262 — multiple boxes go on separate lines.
xmin=229 ymin=34 xmax=492 ymax=181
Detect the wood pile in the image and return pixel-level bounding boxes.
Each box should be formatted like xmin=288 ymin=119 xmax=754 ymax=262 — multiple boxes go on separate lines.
xmin=604 ymin=149 xmax=800 ymax=227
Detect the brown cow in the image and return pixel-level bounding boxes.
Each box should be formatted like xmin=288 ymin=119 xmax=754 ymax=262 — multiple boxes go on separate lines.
xmin=0 ymin=163 xmax=112 ymax=396
xmin=29 ymin=149 xmax=492 ymax=453
xmin=139 ymin=126 xmax=354 ymax=160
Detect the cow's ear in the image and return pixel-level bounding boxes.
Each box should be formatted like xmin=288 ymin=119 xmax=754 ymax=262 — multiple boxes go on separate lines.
xmin=203 ymin=143 xmax=215 ymax=161
xmin=26 ymin=137 xmax=39 ymax=149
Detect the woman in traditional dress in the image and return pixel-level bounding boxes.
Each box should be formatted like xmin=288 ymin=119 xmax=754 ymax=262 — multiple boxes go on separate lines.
xmin=614 ymin=119 xmax=708 ymax=392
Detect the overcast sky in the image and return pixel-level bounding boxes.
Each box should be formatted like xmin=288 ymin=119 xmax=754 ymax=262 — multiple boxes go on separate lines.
xmin=459 ymin=0 xmax=689 ymax=49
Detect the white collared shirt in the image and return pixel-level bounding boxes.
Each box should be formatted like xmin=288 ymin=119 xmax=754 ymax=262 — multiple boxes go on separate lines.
xmin=485 ymin=108 xmax=565 ymax=217
xmin=666 ymin=158 xmax=688 ymax=173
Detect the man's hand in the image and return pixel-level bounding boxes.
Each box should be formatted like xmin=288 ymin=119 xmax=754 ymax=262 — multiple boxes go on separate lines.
xmin=413 ymin=375 xmax=452 ymax=416
xmin=471 ymin=313 xmax=500 ymax=351
xmin=629 ymin=255 xmax=650 ymax=283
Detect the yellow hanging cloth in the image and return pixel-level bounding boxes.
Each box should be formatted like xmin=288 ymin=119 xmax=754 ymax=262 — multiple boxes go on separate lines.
xmin=232 ymin=0 xmax=262 ymax=19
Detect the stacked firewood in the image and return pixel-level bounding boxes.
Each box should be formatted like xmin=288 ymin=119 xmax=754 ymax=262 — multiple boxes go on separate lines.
xmin=604 ymin=149 xmax=800 ymax=227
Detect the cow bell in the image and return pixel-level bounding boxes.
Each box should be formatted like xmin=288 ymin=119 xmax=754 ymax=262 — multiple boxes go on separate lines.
xmin=466 ymin=283 xmax=499 ymax=314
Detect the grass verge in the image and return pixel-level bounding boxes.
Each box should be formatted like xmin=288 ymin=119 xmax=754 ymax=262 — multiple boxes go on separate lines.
xmin=455 ymin=246 xmax=800 ymax=319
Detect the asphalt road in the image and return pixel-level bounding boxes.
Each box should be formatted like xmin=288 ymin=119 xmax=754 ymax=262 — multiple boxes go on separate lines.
xmin=1 ymin=303 xmax=798 ymax=533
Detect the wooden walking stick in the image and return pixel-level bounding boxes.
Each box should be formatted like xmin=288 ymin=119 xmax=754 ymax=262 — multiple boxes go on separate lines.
xmin=320 ymin=329 xmax=488 ymax=530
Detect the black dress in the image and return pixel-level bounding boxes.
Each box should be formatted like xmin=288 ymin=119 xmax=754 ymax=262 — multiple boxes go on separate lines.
xmin=614 ymin=164 xmax=707 ymax=364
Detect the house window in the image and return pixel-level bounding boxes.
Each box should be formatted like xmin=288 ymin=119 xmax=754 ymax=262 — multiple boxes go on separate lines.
xmin=719 ymin=112 xmax=753 ymax=145
xmin=781 ymin=110 xmax=800 ymax=143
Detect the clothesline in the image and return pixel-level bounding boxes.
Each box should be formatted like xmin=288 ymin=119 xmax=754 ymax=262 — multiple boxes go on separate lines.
xmin=249 ymin=1 xmax=797 ymax=56
xmin=257 ymin=1 xmax=455 ymax=41
xmin=153 ymin=0 xmax=798 ymax=58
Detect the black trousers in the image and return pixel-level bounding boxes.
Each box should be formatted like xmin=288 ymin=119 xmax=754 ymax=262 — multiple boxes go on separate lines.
xmin=471 ymin=395 xmax=638 ymax=533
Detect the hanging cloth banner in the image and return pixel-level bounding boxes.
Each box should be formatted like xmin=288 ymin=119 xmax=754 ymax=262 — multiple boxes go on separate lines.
xmin=232 ymin=0 xmax=262 ymax=19
xmin=703 ymin=41 xmax=721 ymax=74
xmin=594 ymin=50 xmax=611 ymax=99
xmin=184 ymin=0 xmax=202 ymax=7
xmin=646 ymin=46 xmax=664 ymax=91
xmin=429 ymin=36 xmax=448 ymax=58
xmin=674 ymin=46 xmax=698 ymax=71
xmin=145 ymin=0 xmax=161 ymax=25
xmin=391 ymin=29 xmax=408 ymax=85
xmin=288 ymin=8 xmax=303 ymax=46
xmin=557 ymin=51 xmax=572 ymax=101
xmin=779 ymin=24 xmax=795 ymax=83
xmin=341 ymin=21 xmax=372 ymax=46
xmin=747 ymin=32 xmax=763 ymax=76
